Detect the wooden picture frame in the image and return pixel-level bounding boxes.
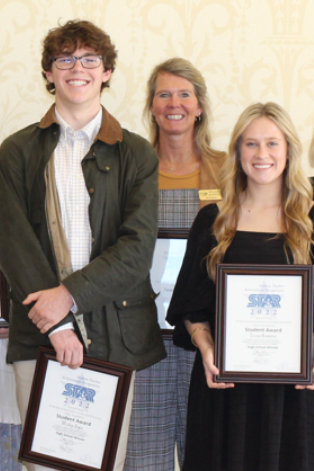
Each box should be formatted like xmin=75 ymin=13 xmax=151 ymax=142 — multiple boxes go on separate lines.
xmin=19 ymin=347 xmax=133 ymax=471
xmin=215 ymin=264 xmax=313 ymax=384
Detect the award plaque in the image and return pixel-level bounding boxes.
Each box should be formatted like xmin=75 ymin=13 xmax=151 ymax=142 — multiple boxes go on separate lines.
xmin=150 ymin=229 xmax=188 ymax=337
xmin=19 ymin=347 xmax=132 ymax=471
xmin=215 ymin=264 xmax=313 ymax=384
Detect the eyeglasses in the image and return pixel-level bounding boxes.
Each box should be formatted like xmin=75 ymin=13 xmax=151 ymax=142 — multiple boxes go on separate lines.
xmin=53 ymin=55 xmax=103 ymax=70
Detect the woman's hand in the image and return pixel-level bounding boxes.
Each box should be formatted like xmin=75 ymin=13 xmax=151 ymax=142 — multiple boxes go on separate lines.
xmin=295 ymin=334 xmax=314 ymax=390
xmin=295 ymin=367 xmax=314 ymax=390
xmin=185 ymin=320 xmax=235 ymax=389
xmin=200 ymin=341 xmax=235 ymax=389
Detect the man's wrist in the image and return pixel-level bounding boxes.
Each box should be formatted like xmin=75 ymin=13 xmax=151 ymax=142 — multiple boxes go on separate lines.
xmin=61 ymin=283 xmax=78 ymax=313
xmin=49 ymin=322 xmax=74 ymax=337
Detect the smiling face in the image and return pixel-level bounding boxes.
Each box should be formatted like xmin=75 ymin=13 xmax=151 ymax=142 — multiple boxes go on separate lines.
xmin=45 ymin=47 xmax=111 ymax=113
xmin=240 ymin=116 xmax=288 ymax=190
xmin=150 ymin=72 xmax=202 ymax=138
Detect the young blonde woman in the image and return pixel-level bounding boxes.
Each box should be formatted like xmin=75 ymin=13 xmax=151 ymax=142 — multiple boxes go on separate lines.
xmin=167 ymin=102 xmax=314 ymax=471
xmin=124 ymin=58 xmax=225 ymax=471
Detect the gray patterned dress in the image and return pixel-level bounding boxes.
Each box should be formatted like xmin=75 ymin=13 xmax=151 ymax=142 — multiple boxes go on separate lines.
xmin=124 ymin=189 xmax=199 ymax=471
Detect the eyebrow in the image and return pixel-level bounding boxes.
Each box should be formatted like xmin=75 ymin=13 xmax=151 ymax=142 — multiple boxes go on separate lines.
xmin=57 ymin=53 xmax=98 ymax=57
xmin=155 ymin=89 xmax=192 ymax=93
xmin=242 ymin=137 xmax=282 ymax=141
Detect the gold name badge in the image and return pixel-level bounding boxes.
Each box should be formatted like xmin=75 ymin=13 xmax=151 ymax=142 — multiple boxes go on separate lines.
xmin=199 ymin=189 xmax=222 ymax=201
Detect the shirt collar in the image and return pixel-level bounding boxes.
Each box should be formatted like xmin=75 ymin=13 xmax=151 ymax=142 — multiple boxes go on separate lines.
xmin=55 ymin=107 xmax=102 ymax=144
xmin=39 ymin=104 xmax=123 ymax=144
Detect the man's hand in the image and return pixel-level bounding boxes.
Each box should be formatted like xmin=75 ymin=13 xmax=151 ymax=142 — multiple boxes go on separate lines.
xmin=23 ymin=285 xmax=73 ymax=333
xmin=49 ymin=329 xmax=83 ymax=369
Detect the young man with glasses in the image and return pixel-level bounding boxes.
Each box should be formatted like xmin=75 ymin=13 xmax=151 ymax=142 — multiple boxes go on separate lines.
xmin=0 ymin=20 xmax=165 ymax=471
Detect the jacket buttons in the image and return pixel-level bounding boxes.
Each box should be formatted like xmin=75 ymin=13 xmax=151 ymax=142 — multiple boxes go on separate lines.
xmin=122 ymin=300 xmax=128 ymax=307
xmin=89 ymin=188 xmax=95 ymax=194
xmin=87 ymin=339 xmax=92 ymax=345
xmin=105 ymin=166 xmax=110 ymax=171
xmin=92 ymin=238 xmax=95 ymax=243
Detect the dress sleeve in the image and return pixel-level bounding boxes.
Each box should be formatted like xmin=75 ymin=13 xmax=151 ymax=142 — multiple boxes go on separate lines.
xmin=166 ymin=204 xmax=218 ymax=349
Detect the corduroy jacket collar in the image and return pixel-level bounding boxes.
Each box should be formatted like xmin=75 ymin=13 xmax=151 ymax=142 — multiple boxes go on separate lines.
xmin=38 ymin=104 xmax=123 ymax=145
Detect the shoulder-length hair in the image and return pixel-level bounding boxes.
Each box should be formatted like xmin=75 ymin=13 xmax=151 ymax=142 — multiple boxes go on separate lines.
xmin=143 ymin=57 xmax=219 ymax=159
xmin=208 ymin=102 xmax=313 ymax=280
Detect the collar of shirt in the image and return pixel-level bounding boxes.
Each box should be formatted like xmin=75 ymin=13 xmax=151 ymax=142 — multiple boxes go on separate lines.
xmin=55 ymin=107 xmax=102 ymax=145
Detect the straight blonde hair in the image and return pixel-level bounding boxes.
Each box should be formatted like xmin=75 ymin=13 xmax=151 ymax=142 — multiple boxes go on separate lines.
xmin=208 ymin=102 xmax=313 ymax=280
xmin=143 ymin=57 xmax=221 ymax=160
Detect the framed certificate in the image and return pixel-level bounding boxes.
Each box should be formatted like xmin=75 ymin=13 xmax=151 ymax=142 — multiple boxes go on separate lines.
xmin=19 ymin=347 xmax=133 ymax=471
xmin=215 ymin=264 xmax=313 ymax=384
xmin=150 ymin=229 xmax=188 ymax=337
xmin=0 ymin=270 xmax=10 ymax=327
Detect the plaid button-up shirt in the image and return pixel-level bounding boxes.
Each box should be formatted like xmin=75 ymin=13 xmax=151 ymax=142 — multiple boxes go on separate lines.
xmin=54 ymin=108 xmax=102 ymax=271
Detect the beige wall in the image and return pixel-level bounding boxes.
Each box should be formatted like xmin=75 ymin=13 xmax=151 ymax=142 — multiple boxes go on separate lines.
xmin=1 ymin=0 xmax=314 ymax=174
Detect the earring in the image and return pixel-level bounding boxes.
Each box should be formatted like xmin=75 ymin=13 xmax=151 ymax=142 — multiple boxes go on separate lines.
xmin=195 ymin=114 xmax=202 ymax=123
xmin=151 ymin=114 xmax=156 ymax=123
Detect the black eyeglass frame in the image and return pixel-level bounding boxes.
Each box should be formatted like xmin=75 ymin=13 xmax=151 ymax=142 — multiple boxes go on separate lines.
xmin=53 ymin=55 xmax=103 ymax=70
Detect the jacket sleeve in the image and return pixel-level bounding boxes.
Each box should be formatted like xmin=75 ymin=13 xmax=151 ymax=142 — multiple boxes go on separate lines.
xmin=62 ymin=138 xmax=159 ymax=313
xmin=0 ymin=135 xmax=59 ymax=303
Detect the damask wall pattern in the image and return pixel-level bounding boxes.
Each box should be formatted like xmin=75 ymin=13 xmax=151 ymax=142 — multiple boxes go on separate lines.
xmin=1 ymin=0 xmax=314 ymax=173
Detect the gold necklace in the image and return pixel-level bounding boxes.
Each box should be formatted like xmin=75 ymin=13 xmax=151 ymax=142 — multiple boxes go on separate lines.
xmin=159 ymin=156 xmax=197 ymax=173
xmin=165 ymin=165 xmax=176 ymax=172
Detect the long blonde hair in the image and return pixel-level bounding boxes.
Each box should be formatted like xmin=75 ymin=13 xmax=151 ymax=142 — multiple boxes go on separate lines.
xmin=143 ymin=57 xmax=220 ymax=160
xmin=208 ymin=102 xmax=313 ymax=280
xmin=308 ymin=131 xmax=314 ymax=168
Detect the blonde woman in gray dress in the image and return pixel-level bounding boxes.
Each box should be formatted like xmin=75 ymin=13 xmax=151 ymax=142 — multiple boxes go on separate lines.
xmin=125 ymin=58 xmax=225 ymax=471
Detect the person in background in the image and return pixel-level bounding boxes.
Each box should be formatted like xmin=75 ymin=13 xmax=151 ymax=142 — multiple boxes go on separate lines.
xmin=167 ymin=102 xmax=314 ymax=471
xmin=0 ymin=20 xmax=165 ymax=471
xmin=125 ymin=58 xmax=225 ymax=471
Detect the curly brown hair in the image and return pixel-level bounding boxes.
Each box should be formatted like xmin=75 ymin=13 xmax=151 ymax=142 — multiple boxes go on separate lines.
xmin=41 ymin=20 xmax=117 ymax=95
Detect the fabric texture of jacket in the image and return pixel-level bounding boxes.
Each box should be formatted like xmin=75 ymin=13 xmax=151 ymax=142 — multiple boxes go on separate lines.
xmin=0 ymin=105 xmax=166 ymax=370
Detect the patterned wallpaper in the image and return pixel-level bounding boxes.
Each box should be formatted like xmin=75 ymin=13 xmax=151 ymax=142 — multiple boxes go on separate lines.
xmin=1 ymin=0 xmax=314 ymax=173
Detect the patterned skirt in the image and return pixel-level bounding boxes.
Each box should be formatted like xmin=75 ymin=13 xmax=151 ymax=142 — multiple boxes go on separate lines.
xmin=124 ymin=189 xmax=199 ymax=471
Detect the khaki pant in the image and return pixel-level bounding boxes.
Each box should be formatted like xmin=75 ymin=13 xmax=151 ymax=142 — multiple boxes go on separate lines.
xmin=14 ymin=360 xmax=135 ymax=471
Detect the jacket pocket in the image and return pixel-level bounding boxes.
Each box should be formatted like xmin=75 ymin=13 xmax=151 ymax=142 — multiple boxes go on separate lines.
xmin=115 ymin=293 xmax=160 ymax=355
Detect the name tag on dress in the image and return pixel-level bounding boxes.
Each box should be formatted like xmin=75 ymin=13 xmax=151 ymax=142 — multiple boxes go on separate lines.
xmin=199 ymin=189 xmax=222 ymax=201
